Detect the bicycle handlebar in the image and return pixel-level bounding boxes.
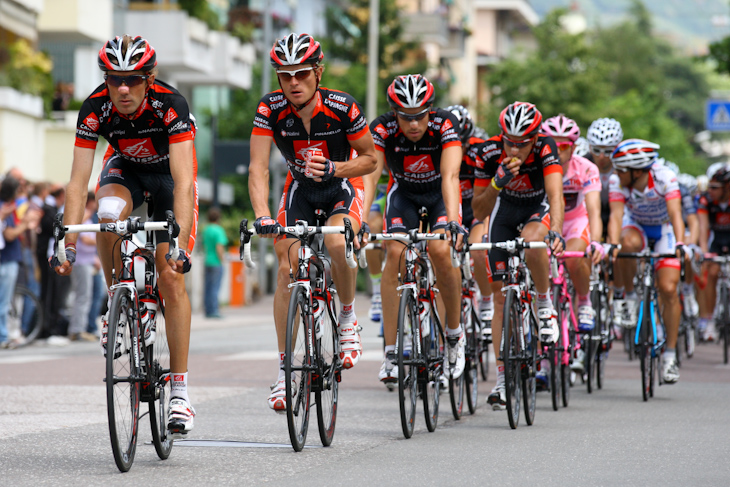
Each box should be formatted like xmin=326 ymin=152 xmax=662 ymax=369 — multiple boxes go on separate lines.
xmin=367 ymin=232 xmax=460 ymax=268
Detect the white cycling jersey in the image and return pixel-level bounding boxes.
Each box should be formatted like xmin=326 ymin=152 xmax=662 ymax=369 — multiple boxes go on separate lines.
xmin=608 ymin=163 xmax=681 ymax=227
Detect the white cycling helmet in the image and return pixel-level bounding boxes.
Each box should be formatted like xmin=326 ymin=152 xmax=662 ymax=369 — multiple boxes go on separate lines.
xmin=574 ymin=137 xmax=590 ymax=157
xmin=697 ymin=175 xmax=709 ymax=192
xmin=611 ymin=139 xmax=660 ymax=170
xmin=587 ymin=118 xmax=623 ymax=147
xmin=658 ymin=159 xmax=680 ymax=176
xmin=677 ymin=173 xmax=698 ymax=194
xmin=707 ymin=162 xmax=728 ymax=180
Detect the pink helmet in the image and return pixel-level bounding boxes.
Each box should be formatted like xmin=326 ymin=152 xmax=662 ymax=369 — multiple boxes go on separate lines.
xmin=541 ymin=114 xmax=580 ymax=142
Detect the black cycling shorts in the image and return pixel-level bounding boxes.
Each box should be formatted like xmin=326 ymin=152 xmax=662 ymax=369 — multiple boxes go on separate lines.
xmin=384 ymin=183 xmax=450 ymax=232
xmin=487 ymin=197 xmax=550 ymax=277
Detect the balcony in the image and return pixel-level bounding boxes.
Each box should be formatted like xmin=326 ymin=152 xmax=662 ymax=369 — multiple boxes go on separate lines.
xmin=37 ymin=0 xmax=112 ymax=44
xmin=182 ymin=32 xmax=256 ymax=90
xmin=400 ymin=12 xmax=449 ymax=46
xmin=0 ymin=0 xmax=43 ymax=42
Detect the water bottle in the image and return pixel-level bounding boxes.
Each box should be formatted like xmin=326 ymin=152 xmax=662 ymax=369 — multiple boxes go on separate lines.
xmin=313 ymin=295 xmax=325 ymax=339
xmin=140 ymin=296 xmax=157 ymax=345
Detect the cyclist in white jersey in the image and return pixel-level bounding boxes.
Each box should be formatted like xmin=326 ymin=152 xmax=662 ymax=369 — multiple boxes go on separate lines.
xmin=608 ymin=139 xmax=685 ymax=383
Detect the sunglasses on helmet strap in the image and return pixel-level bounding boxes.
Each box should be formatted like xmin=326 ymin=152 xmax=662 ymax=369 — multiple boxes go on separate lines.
xmin=104 ymin=74 xmax=149 ymax=88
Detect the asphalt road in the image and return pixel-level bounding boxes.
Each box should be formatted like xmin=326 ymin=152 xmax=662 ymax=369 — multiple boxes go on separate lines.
xmin=2 ymin=294 xmax=730 ymax=486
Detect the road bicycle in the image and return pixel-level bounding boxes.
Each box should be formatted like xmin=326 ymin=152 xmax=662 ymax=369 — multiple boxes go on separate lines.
xmin=613 ymin=249 xmax=684 ymax=401
xmin=483 ymin=238 xmax=549 ymax=429
xmin=240 ymin=213 xmax=356 ymax=451
xmin=705 ymin=253 xmax=730 ymax=364
xmin=53 ymin=200 xmax=176 ymax=472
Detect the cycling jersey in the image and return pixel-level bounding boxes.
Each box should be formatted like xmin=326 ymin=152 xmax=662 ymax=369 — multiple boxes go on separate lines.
xmin=608 ymin=164 xmax=681 ymax=228
xmin=370 ymin=109 xmax=461 ymax=194
xmin=462 ymin=135 xmax=487 ymax=226
xmin=563 ymin=155 xmax=601 ymax=221
xmin=698 ymin=193 xmax=730 ymax=232
xmin=75 ymin=80 xmax=195 ymax=172
xmin=252 ymin=87 xmax=370 ymax=189
xmin=473 ymin=134 xmax=562 ymax=206
xmin=679 ymin=183 xmax=697 ymax=220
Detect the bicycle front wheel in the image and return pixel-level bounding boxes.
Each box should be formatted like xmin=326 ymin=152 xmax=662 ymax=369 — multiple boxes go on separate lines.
xmin=522 ymin=309 xmax=537 ymax=426
xmin=549 ymin=290 xmax=562 ymax=411
xmin=595 ymin=288 xmax=610 ymax=390
xmin=315 ymin=290 xmax=339 ymax=447
xmin=421 ymin=300 xmax=441 ymax=433
xmin=503 ymin=289 xmax=521 ymax=429
xmin=465 ymin=307 xmax=480 ymax=415
xmin=285 ymin=286 xmax=313 ymax=451
xmin=449 ymin=298 xmax=469 ymax=420
xmin=397 ymin=288 xmax=418 ymax=439
xmin=148 ymin=294 xmax=172 ymax=460
xmin=106 ymin=287 xmax=140 ymax=472
xmin=639 ymin=299 xmax=651 ymax=402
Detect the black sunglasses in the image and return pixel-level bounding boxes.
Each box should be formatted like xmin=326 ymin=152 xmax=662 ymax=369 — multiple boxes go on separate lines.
xmin=104 ymin=74 xmax=149 ymax=88
xmin=395 ymin=107 xmax=431 ymax=122
xmin=503 ymin=136 xmax=533 ymax=148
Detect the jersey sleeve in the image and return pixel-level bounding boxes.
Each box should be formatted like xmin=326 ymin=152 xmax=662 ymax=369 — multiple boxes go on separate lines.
xmin=251 ymin=93 xmax=277 ymax=137
xmin=473 ymin=139 xmax=499 ymax=186
xmin=162 ymin=95 xmax=194 ymax=144
xmin=660 ymin=168 xmax=682 ymax=201
xmin=439 ymin=111 xmax=462 ymax=149
xmin=539 ymin=137 xmax=562 ymax=177
xmin=342 ymin=95 xmax=369 ymax=141
xmin=369 ymin=115 xmax=389 ymax=153
xmin=581 ymin=158 xmax=601 ymax=193
xmin=697 ymin=194 xmax=709 ymax=214
xmin=680 ymin=185 xmax=697 ymax=215
xmin=608 ymin=174 xmax=626 ymax=203
xmin=74 ymin=98 xmax=101 ymax=150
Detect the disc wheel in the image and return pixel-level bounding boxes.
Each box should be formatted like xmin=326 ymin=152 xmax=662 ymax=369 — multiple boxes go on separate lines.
xmin=397 ymin=288 xmax=418 ymax=439
xmin=285 ymin=286 xmax=312 ymax=451
xmin=315 ymin=290 xmax=339 ymax=447
xmin=106 ymin=287 xmax=140 ymax=472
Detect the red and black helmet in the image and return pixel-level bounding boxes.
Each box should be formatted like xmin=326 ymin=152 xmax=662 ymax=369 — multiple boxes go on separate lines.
xmin=499 ymin=101 xmax=543 ymax=139
xmin=270 ymin=33 xmax=323 ymax=67
xmin=98 ymin=35 xmax=157 ymax=72
xmin=386 ymin=74 xmax=435 ymax=109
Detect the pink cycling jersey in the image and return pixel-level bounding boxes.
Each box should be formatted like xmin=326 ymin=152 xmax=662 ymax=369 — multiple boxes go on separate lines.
xmin=563 ymin=155 xmax=601 ymax=221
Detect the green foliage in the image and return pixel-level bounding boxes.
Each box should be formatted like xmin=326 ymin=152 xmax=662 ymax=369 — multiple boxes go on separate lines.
xmin=483 ymin=2 xmax=709 ymax=175
xmin=179 ymin=0 xmax=220 ymax=31
xmin=0 ymin=40 xmax=54 ymax=110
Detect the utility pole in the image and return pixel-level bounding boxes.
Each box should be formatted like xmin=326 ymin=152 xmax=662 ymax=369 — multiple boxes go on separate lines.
xmin=258 ymin=2 xmax=274 ymax=293
xmin=366 ymin=0 xmax=380 ymax=122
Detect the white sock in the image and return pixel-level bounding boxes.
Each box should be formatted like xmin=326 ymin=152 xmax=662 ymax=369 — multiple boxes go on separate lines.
xmin=339 ymin=301 xmax=356 ymax=325
xmin=447 ymin=326 xmax=462 ymax=338
xmin=384 ymin=345 xmax=395 ymax=354
xmin=480 ymin=294 xmax=493 ymax=310
xmin=171 ymin=372 xmax=189 ymax=402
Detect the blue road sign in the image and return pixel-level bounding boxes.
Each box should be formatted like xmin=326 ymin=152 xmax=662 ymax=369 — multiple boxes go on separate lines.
xmin=706 ymin=100 xmax=730 ymax=131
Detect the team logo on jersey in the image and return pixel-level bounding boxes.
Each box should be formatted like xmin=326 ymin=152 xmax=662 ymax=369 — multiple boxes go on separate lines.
xmin=118 ymin=138 xmax=157 ymax=158
xmin=718 ymin=213 xmax=730 ymax=225
xmin=349 ymin=103 xmax=360 ymax=122
xmin=496 ymin=261 xmax=506 ymax=271
xmin=164 ymin=108 xmax=178 ymax=125
xmin=540 ymin=144 xmax=552 ymax=158
xmin=460 ymin=180 xmax=472 ymax=192
xmin=442 ymin=119 xmax=453 ymax=132
xmin=374 ymin=124 xmax=388 ymax=139
xmin=334 ymin=200 xmax=345 ymax=210
xmin=293 ymin=140 xmax=330 ymax=161
xmin=84 ymin=113 xmax=99 ymax=132
xmin=404 ymin=154 xmax=435 ymax=173
xmin=506 ymin=174 xmax=532 ymax=191
xmin=437 ymin=215 xmax=448 ymax=224
xmin=391 ymin=217 xmax=404 ymax=227
xmin=286 ymin=118 xmax=294 ymax=127
xmin=258 ymin=103 xmax=272 ymax=118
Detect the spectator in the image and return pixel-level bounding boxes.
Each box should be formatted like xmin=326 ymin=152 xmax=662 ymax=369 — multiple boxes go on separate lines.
xmin=0 ymin=176 xmax=41 ymax=348
xmin=202 ymin=207 xmax=228 ymax=318
xmin=68 ymin=192 xmax=98 ymax=342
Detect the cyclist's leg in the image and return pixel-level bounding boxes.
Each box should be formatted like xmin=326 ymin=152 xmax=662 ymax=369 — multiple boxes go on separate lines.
xmin=468 ymin=220 xmax=493 ymax=319
xmin=564 ymin=218 xmax=592 ymax=329
xmin=615 ymin=224 xmax=644 ymax=295
xmin=366 ymin=197 xmax=385 ymax=323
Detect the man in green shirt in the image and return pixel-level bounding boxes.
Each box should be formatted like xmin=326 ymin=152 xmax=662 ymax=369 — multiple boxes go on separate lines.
xmin=202 ymin=207 xmax=228 ymax=318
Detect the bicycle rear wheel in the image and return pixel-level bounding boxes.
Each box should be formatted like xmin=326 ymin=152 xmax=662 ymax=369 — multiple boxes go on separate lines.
xmin=449 ymin=297 xmax=471 ymax=420
xmin=12 ymin=285 xmax=43 ymax=345
xmin=148 ymin=294 xmax=172 ymax=460
xmin=422 ymin=302 xmax=441 ymax=433
xmin=316 ymin=290 xmax=339 ymax=447
xmin=503 ymin=289 xmax=521 ymax=429
xmin=595 ymin=289 xmax=610 ymax=390
xmin=479 ymin=316 xmax=491 ymax=381
xmin=397 ymin=288 xmax=418 ymax=439
xmin=106 ymin=287 xmax=140 ymax=472
xmin=522 ymin=309 xmax=537 ymax=426
xmin=549 ymin=290 xmax=562 ymax=411
xmin=465 ymin=307 xmax=480 ymax=415
xmin=285 ymin=286 xmax=312 ymax=451
xmin=639 ymin=299 xmax=651 ymax=402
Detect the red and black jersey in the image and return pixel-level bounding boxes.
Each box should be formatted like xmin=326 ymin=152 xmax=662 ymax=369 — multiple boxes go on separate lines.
xmin=697 ymin=193 xmax=730 ymax=233
xmin=75 ymin=80 xmax=194 ymax=173
xmin=461 ymin=135 xmax=486 ymax=202
xmin=369 ymin=108 xmax=462 ymax=194
xmin=252 ymin=87 xmax=369 ymax=188
xmin=473 ymin=134 xmax=562 ymax=206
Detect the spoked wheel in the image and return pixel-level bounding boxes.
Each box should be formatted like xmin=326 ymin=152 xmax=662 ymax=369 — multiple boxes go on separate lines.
xmin=449 ymin=300 xmax=471 ymax=420
xmin=522 ymin=310 xmax=537 ymax=426
xmin=685 ymin=321 xmax=696 ymax=359
xmin=285 ymin=286 xmax=312 ymax=452
xmin=148 ymin=294 xmax=172 ymax=460
xmin=595 ymin=291 xmax=610 ymax=390
xmin=397 ymin=288 xmax=418 ymax=439
xmin=723 ymin=286 xmax=730 ymax=365
xmin=106 ymin=287 xmax=140 ymax=472
xmin=549 ymin=344 xmax=560 ymax=412
xmin=624 ymin=325 xmax=635 ymax=361
xmin=422 ymin=306 xmax=441 ymax=433
xmin=639 ymin=300 xmax=651 ymax=402
xmin=560 ymin=362 xmax=571 ymax=408
xmin=465 ymin=308 xmax=480 ymax=415
xmin=503 ymin=289 xmax=521 ymax=429
xmin=315 ymin=290 xmax=339 ymax=447
xmin=479 ymin=317 xmax=491 ymax=381
xmin=11 ymin=285 xmax=43 ymax=345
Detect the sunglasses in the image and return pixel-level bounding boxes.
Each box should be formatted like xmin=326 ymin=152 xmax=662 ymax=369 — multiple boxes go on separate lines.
xmin=556 ymin=141 xmax=574 ymax=151
xmin=709 ymin=184 xmax=725 ymax=190
xmin=503 ymin=136 xmax=533 ymax=148
xmin=591 ymin=146 xmax=615 ymax=156
xmin=276 ymin=66 xmax=315 ymax=81
xmin=395 ymin=107 xmax=431 ymax=122
xmin=104 ymin=74 xmax=149 ymax=88
xmin=615 ymin=167 xmax=629 ymax=173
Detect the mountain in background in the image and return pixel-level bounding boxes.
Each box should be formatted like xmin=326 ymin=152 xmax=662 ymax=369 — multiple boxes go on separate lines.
xmin=530 ymin=0 xmax=730 ymax=55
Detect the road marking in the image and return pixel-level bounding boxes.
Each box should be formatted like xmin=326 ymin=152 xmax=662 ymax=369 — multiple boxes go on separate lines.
xmin=0 ymin=354 xmax=62 ymax=365
xmin=174 ymin=439 xmax=320 ymax=449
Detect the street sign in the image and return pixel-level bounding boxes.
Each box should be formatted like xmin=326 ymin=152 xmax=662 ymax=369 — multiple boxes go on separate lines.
xmin=706 ymin=100 xmax=730 ymax=131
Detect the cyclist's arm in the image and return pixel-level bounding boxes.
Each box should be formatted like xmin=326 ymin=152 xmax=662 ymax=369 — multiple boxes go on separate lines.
xmin=440 ymin=145 xmax=463 ymax=223
xmin=699 ymin=211 xmax=710 ymax=253
xmin=686 ymin=213 xmax=699 ymax=246
xmin=608 ymin=200 xmax=625 ymax=245
xmin=362 ymin=150 xmax=385 ymax=218
xmin=249 ymin=134 xmax=273 ymax=218
xmin=336 ymin=133 xmax=377 ymax=179
xmin=545 ymin=172 xmax=564 ymax=234
xmin=585 ymin=190 xmax=603 ymax=242
xmin=472 ymin=182 xmax=497 ymax=222
xmin=667 ymin=197 xmax=685 ymax=244
xmin=63 ymin=146 xmax=96 ymax=246
xmin=169 ymin=139 xmax=195 ymax=252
